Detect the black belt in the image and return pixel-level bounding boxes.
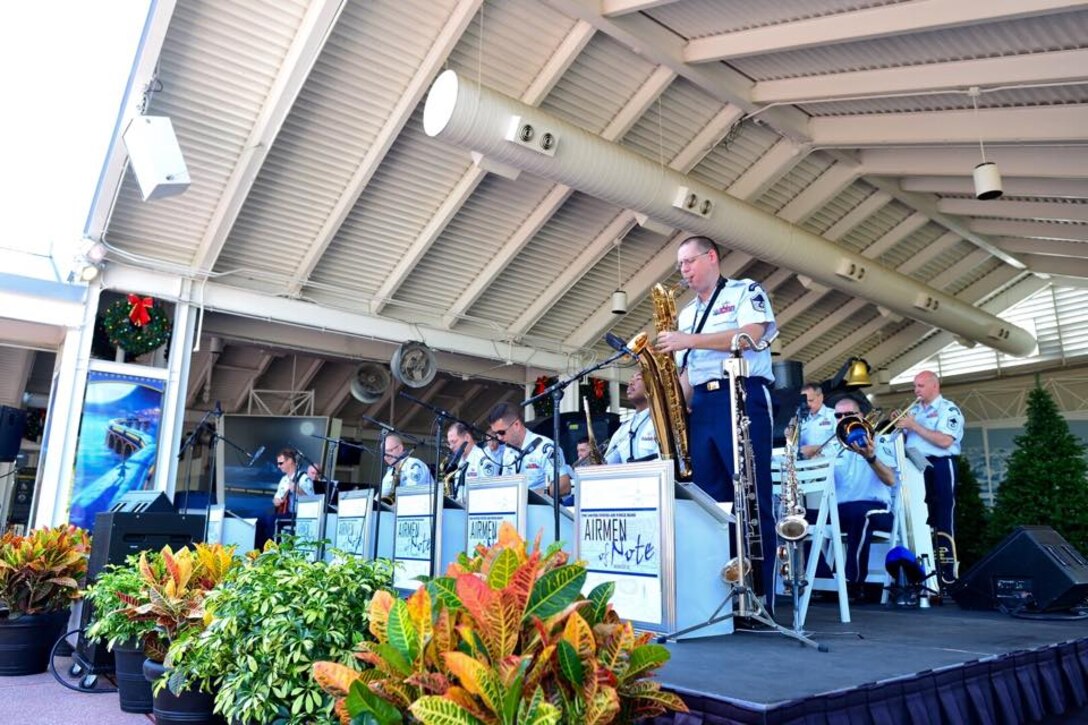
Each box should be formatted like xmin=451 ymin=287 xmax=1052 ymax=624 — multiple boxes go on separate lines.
xmin=926 ymin=454 xmax=957 ymax=461
xmin=695 ymin=377 xmax=772 ymax=392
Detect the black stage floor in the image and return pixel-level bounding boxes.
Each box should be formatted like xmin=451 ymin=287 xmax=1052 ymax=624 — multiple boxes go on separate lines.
xmin=655 ymin=599 xmax=1088 ymax=722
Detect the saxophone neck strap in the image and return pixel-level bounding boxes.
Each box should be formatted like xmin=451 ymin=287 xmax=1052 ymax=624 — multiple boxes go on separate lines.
xmin=681 ymin=276 xmax=726 ymax=372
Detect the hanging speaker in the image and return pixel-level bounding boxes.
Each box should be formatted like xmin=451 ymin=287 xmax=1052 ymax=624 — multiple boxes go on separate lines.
xmin=350 ymin=363 xmax=391 ymax=404
xmin=390 ymin=341 xmax=437 ymax=388
xmin=122 ymin=115 xmax=191 ymax=201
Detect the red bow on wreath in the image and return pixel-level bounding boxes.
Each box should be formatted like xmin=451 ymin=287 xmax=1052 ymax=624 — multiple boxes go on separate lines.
xmin=535 ymin=376 xmax=550 ymax=395
xmin=127 ymin=294 xmax=154 ymax=327
xmin=591 ymin=378 xmax=606 ymax=399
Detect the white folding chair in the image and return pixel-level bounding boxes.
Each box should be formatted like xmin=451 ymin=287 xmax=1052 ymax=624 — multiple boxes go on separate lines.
xmin=771 ymin=456 xmax=851 ymax=624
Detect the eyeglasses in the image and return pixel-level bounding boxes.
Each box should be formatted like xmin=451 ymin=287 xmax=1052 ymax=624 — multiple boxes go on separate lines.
xmin=675 ymin=250 xmax=711 ymax=272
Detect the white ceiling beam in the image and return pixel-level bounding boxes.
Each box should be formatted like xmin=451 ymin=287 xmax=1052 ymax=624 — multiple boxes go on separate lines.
xmin=186 ymin=350 xmax=214 ymax=409
xmin=862 ymin=147 xmax=1088 ymax=179
xmin=752 ymin=48 xmax=1088 ymax=104
xmin=682 ymin=0 xmax=1088 ymax=63
xmin=865 ymin=176 xmax=1025 ymax=268
xmin=930 ymin=248 xmax=992 ymax=290
xmin=372 ymin=19 xmax=596 ymax=316
xmin=286 ymin=0 xmax=483 ymax=296
xmin=897 ymin=231 xmax=962 ymax=275
xmin=777 ymin=162 xmax=862 ymax=224
xmin=601 ymin=0 xmax=681 ymax=16
xmin=864 ymin=212 xmax=930 ymax=259
xmin=994 ymin=237 xmax=1088 ymax=258
xmin=969 ymin=219 xmax=1088 ymax=242
xmin=231 ymin=351 xmax=275 ymax=413
xmin=1019 ymin=254 xmax=1088 ymax=278
xmin=317 ymin=363 xmax=358 ymax=417
xmin=507 ymin=102 xmax=741 ymax=337
xmin=901 ymin=176 xmax=1088 ymax=199
xmin=782 ymin=299 xmax=867 ymax=357
xmin=190 ymin=0 xmax=346 ymax=272
xmin=823 ymin=190 xmax=893 ymax=242
xmin=812 ymin=105 xmax=1088 ymax=148
xmin=937 ymin=198 xmax=1088 ymax=223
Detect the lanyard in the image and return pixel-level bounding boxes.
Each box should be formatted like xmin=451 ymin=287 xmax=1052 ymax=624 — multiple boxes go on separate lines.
xmin=681 ymin=276 xmax=726 ymax=372
xmin=627 ymin=411 xmax=648 ymax=462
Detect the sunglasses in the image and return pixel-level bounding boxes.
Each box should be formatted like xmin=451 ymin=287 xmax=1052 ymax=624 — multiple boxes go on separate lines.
xmin=834 ymin=412 xmax=860 ymax=419
xmin=276 ymin=459 xmax=287 ymax=465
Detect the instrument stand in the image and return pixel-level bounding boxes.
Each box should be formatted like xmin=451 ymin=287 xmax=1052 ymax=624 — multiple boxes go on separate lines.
xmin=523 ymin=346 xmax=629 ymax=541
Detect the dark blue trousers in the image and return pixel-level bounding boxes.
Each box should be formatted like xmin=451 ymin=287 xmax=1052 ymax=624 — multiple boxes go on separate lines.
xmin=804 ymin=502 xmax=892 ymax=586
xmin=690 ymin=377 xmax=774 ymax=611
xmin=925 ymin=455 xmax=959 ymax=585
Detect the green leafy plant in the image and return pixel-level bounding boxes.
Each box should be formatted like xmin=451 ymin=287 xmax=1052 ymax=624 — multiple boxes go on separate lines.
xmin=116 ymin=542 xmax=239 ymax=662
xmin=166 ymin=545 xmax=394 ymax=724
xmin=0 ymin=525 xmax=90 ymax=617
xmin=989 ymin=380 xmax=1088 ymax=554
xmin=313 ymin=523 xmax=686 ymax=724
xmin=84 ymin=557 xmax=154 ymax=650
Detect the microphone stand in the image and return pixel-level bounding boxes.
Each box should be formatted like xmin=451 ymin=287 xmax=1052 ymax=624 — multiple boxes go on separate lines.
xmin=176 ymin=408 xmax=215 ymax=513
xmin=205 ymin=430 xmax=259 ymax=543
xmin=522 ymin=347 xmax=629 ymax=541
xmin=311 ymin=434 xmax=372 ymax=513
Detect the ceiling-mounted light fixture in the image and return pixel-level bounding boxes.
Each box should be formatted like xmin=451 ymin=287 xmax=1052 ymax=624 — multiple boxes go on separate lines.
xmin=968 ymin=87 xmax=1002 ymax=200
xmin=611 ymin=238 xmax=627 ymax=315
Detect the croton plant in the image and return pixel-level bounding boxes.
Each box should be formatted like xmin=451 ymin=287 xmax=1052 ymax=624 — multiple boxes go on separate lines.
xmin=0 ymin=525 xmax=90 ymax=617
xmin=313 ymin=522 xmax=686 ymax=724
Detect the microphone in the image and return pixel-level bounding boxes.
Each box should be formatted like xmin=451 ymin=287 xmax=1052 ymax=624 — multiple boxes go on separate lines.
xmin=445 ymin=441 xmax=468 ymax=474
xmin=361 ymin=415 xmax=423 ymax=444
xmin=604 ymin=332 xmax=637 ymax=358
xmin=247 ymin=445 xmax=265 ymax=467
xmin=214 ymin=400 xmax=223 ymax=417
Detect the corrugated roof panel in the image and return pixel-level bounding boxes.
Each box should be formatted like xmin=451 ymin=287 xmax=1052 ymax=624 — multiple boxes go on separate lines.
xmin=218 ymin=0 xmax=452 ymax=278
xmin=107 ymin=0 xmax=306 ymax=266
xmin=803 ymin=83 xmax=1088 ymax=116
xmin=467 ymin=193 xmax=622 ymax=324
xmin=945 ymin=257 xmax=1004 ymax=297
xmin=755 ymin=154 xmax=833 ymax=215
xmin=690 ymin=122 xmax=781 ymax=191
xmin=529 ymin=227 xmax=671 ymax=340
xmin=770 ymin=276 xmax=809 ymax=311
xmin=446 ymin=0 xmax=577 ymax=99
xmin=646 ymin=0 xmax=902 ymax=39
xmin=621 ymin=78 xmax=723 ymax=164
xmin=778 ymin=290 xmax=852 ymax=348
xmin=730 ymin=10 xmax=1088 ymax=81
xmin=800 ymin=305 xmax=883 ymax=363
xmin=909 ymin=240 xmax=976 ymax=284
xmin=802 ymin=181 xmax=876 ymax=236
xmin=310 ymin=118 xmax=471 ymax=298
xmin=540 ymin=33 xmax=658 ymax=134
xmin=878 ymin=222 xmax=946 ymax=269
xmin=838 ymin=200 xmax=912 ymax=254
xmin=394 ymin=173 xmax=559 ymax=309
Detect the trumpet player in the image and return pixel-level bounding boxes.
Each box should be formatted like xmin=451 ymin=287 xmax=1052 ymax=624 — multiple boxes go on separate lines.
xmin=895 ymin=370 xmax=964 ymax=586
xmin=445 ymin=422 xmax=486 ymax=500
xmin=831 ymin=397 xmax=898 ymax=604
xmin=604 ymin=370 xmax=659 ymax=464
xmin=798 ymin=382 xmax=835 ymax=460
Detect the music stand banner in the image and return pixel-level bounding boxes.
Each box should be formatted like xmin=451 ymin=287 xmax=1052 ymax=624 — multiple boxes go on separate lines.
xmin=575 ymin=463 xmax=668 ymax=628
xmin=334 ymin=490 xmax=372 ymax=557
xmin=294 ymin=495 xmax=324 ymax=562
xmin=465 ymin=475 xmax=526 ymax=552
xmin=68 ymin=362 xmax=167 ymax=530
xmin=393 ymin=488 xmax=436 ymax=592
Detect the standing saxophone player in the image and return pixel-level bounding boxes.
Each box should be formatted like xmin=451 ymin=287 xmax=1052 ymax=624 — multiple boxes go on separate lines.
xmin=655 ymin=235 xmax=778 ymax=618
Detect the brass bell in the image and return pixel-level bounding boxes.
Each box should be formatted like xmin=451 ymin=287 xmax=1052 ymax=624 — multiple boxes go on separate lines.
xmin=843 ymin=358 xmax=872 ymax=388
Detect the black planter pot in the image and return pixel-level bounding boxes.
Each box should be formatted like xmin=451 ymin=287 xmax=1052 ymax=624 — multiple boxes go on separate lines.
xmin=114 ymin=640 xmax=153 ymax=713
xmin=143 ymin=658 xmax=221 ymax=724
xmin=0 ymin=610 xmax=69 ymax=676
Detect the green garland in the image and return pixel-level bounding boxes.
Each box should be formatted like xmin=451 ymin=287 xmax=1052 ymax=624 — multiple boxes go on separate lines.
xmin=102 ymin=296 xmax=172 ymax=356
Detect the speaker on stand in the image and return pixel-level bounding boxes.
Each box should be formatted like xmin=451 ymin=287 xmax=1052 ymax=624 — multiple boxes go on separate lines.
xmin=951 ymin=526 xmax=1088 ymax=615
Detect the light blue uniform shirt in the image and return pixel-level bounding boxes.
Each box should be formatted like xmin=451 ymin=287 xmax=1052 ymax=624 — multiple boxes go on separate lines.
xmin=463 ymin=444 xmax=487 ymax=483
xmin=832 ymin=434 xmax=898 ymax=506
xmin=675 ymin=278 xmax=777 ymax=385
xmin=477 ymin=445 xmax=505 ymax=478
xmin=499 ymin=430 xmax=568 ymax=491
xmin=799 ymin=405 xmax=836 ymax=451
xmin=381 ymin=456 xmax=433 ymax=498
xmin=604 ymin=409 xmax=659 ymax=464
xmin=904 ymin=395 xmax=964 ymax=457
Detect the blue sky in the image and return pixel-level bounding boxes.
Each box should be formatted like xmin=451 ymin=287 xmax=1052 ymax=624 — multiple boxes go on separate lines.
xmin=1 ymin=1 xmax=150 ymax=263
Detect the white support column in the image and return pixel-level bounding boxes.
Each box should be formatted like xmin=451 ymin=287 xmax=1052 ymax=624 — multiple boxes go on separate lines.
xmin=609 ymin=379 xmax=621 ymax=412
xmin=158 ymin=280 xmax=197 ymax=499
xmin=33 ymin=285 xmax=101 ymax=528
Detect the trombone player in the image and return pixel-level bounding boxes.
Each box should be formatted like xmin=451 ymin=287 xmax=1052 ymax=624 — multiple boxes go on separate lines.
xmin=829 ymin=397 xmax=898 ymax=604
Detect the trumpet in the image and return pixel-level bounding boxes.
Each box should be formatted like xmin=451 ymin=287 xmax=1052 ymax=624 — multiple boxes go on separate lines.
xmin=876 ymin=397 xmax=922 ymax=436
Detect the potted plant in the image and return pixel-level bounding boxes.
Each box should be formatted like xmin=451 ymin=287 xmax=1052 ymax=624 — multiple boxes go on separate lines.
xmin=115 ymin=542 xmax=238 ymax=725
xmin=0 ymin=525 xmax=90 ymax=676
xmin=83 ymin=557 xmax=156 ymax=712
xmin=167 ymin=542 xmax=395 ymax=724
xmin=313 ymin=523 xmax=687 ymax=724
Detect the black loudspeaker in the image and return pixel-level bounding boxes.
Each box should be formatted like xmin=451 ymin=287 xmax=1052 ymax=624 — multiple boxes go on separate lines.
xmin=76 ymin=507 xmax=206 ymax=674
xmin=108 ymin=490 xmax=175 ymax=513
xmin=0 ymin=405 xmax=26 ymax=462
xmin=951 ymin=526 xmax=1088 ymax=613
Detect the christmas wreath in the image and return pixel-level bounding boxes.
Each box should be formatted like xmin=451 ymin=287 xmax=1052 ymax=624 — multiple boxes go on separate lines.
xmin=580 ymin=376 xmax=610 ymax=416
xmin=102 ymin=294 xmax=172 ymax=356
xmin=532 ymin=376 xmax=557 ymax=419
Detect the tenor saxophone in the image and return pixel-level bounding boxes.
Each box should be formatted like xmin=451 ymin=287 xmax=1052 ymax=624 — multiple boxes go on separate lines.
xmin=626 ymin=281 xmax=692 ymax=480
xmin=579 ymin=397 xmax=605 ymax=465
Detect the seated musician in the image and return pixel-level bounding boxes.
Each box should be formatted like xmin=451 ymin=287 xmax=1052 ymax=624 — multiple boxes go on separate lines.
xmin=488 ymin=402 xmax=572 ymax=498
xmin=445 ymin=422 xmax=486 ymax=501
xmin=828 ymin=396 xmax=898 ymax=603
xmin=575 ymin=438 xmax=597 ymax=467
xmin=604 ymin=370 xmax=659 ymax=464
xmin=273 ymin=448 xmax=314 ymax=514
xmin=380 ymin=434 xmax=433 ymax=499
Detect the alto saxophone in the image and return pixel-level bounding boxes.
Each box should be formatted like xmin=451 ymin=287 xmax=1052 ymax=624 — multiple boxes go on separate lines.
xmin=626 ymin=281 xmax=692 ymax=480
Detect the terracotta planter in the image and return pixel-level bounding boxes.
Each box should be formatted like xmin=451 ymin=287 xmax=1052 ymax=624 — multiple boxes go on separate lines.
xmin=142 ymin=658 xmax=222 ymax=724
xmin=0 ymin=610 xmax=69 ymax=676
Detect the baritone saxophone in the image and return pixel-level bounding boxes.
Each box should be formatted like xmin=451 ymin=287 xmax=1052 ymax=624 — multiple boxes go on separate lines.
xmin=626 ymin=281 xmax=692 ymax=480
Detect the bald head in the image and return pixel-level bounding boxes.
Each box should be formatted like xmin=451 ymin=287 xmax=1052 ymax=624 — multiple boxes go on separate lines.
xmin=913 ymin=370 xmax=941 ymax=404
xmin=383 ymin=435 xmax=405 ymax=465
